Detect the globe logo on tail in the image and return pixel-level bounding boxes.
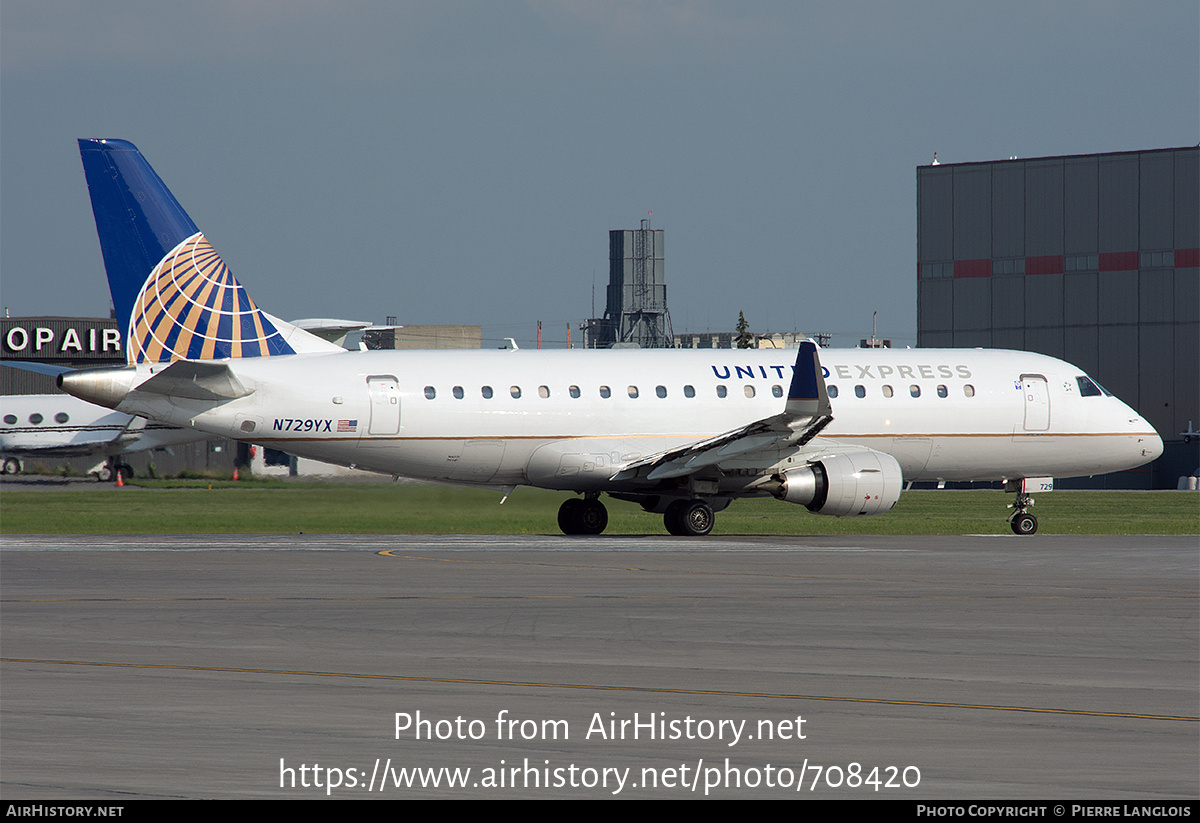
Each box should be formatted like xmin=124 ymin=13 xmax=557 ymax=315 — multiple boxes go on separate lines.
xmin=127 ymin=233 xmax=293 ymax=364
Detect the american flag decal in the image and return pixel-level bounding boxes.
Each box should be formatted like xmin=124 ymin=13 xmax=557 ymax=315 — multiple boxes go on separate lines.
xmin=337 ymin=419 xmax=358 ymax=432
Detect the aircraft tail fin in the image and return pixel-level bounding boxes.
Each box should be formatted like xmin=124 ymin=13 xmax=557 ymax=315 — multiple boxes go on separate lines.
xmin=78 ymin=139 xmax=337 ymax=365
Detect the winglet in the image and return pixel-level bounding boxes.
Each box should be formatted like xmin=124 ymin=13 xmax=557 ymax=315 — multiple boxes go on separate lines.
xmin=785 ymin=340 xmax=832 ymax=418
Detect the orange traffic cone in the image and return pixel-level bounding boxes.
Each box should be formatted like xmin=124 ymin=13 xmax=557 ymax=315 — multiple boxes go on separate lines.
xmin=115 ymin=470 xmax=124 ymax=487
xmin=233 ymin=466 xmax=240 ymax=481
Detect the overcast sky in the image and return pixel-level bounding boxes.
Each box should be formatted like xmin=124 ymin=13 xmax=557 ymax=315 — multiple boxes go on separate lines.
xmin=2 ymin=1 xmax=1196 ymax=348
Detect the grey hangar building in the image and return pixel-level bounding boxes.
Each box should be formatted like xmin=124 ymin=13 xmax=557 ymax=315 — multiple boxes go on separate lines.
xmin=916 ymin=146 xmax=1198 ymax=489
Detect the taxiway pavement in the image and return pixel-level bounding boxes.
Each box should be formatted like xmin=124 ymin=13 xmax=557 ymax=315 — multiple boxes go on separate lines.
xmin=1 ymin=534 xmax=1196 ymax=799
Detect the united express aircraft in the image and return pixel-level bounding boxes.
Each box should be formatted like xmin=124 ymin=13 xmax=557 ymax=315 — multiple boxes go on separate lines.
xmin=59 ymin=139 xmax=1162 ymax=535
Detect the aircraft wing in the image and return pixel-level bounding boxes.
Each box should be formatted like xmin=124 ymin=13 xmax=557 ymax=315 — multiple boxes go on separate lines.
xmin=610 ymin=340 xmax=832 ymax=483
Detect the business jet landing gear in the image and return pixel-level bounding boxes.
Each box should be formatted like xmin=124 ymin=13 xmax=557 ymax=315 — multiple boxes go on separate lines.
xmin=2 ymin=457 xmax=21 ymax=475
xmin=1008 ymin=493 xmax=1038 ymax=535
xmin=558 ymin=496 xmax=608 ymax=535
xmin=664 ymin=499 xmax=715 ymax=536
xmin=96 ymin=459 xmax=133 ymax=483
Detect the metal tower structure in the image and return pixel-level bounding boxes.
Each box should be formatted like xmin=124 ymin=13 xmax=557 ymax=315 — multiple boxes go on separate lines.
xmin=600 ymin=219 xmax=675 ymax=347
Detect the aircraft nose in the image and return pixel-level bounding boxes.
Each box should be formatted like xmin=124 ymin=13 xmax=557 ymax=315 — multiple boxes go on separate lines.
xmin=1142 ymin=427 xmax=1164 ymax=462
xmin=1130 ymin=412 xmax=1163 ymax=463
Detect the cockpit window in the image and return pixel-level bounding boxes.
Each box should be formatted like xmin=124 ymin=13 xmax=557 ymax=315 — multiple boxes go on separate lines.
xmin=1076 ymin=376 xmax=1103 ymax=397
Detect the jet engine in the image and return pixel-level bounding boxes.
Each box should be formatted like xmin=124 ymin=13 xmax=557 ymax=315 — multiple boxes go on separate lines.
xmin=772 ymin=450 xmax=903 ymax=516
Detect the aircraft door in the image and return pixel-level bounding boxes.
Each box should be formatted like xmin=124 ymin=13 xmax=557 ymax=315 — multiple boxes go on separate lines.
xmin=1021 ymin=374 xmax=1050 ymax=431
xmin=366 ymin=375 xmax=400 ymax=435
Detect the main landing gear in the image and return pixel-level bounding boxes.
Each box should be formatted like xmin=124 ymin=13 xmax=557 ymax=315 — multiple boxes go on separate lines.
xmin=556 ymin=495 xmax=720 ymax=536
xmin=1008 ymin=492 xmax=1038 ymax=535
xmin=96 ymin=458 xmax=133 ymax=483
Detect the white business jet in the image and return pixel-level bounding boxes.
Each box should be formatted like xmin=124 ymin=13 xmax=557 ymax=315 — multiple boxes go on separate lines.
xmin=0 ymin=392 xmax=199 ymax=480
xmin=59 ymin=139 xmax=1162 ymax=534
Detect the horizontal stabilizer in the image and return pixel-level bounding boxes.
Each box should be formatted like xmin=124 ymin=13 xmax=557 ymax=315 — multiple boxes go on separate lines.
xmin=1 ymin=361 xmax=75 ymax=378
xmin=134 ymin=360 xmax=253 ymax=401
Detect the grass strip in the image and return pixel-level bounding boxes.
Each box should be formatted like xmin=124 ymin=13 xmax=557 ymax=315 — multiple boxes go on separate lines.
xmin=1 ymin=482 xmax=1196 ymax=535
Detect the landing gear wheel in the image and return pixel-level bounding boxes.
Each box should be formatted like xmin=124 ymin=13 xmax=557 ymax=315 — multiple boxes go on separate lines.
xmin=2 ymin=457 xmax=20 ymax=475
xmin=664 ymin=500 xmax=687 ymax=535
xmin=1010 ymin=512 xmax=1038 ymax=535
xmin=576 ymin=498 xmax=608 ymax=535
xmin=558 ymin=499 xmax=582 ymax=534
xmin=96 ymin=462 xmax=114 ymax=482
xmin=558 ymin=498 xmax=608 ymax=535
xmin=668 ymin=499 xmax=714 ymax=536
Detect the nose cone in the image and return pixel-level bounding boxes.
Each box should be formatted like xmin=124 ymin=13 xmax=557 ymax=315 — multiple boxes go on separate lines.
xmin=1127 ymin=410 xmax=1163 ymax=466
xmin=1141 ymin=425 xmax=1164 ymax=463
xmin=58 ymin=366 xmax=136 ymax=409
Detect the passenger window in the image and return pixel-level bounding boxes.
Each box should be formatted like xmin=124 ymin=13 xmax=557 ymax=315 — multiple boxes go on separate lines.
xmin=452 ymin=386 xmax=464 ymax=400
xmin=424 ymin=386 xmax=436 ymax=399
xmin=684 ymin=385 xmax=695 ymax=398
xmin=55 ymin=412 xmax=70 ymax=423
xmin=937 ymin=385 xmax=948 ymax=398
xmin=510 ymin=386 xmax=522 ymax=399
xmin=481 ymin=386 xmax=493 ymax=399
xmin=716 ymin=385 xmax=728 ymax=398
xmin=656 ymin=385 xmax=667 ymax=398
xmin=627 ymin=386 xmax=639 ymax=398
xmin=854 ymin=385 xmax=866 ymax=398
xmin=29 ymin=414 xmax=43 ymax=424
xmin=909 ymin=385 xmax=921 ymax=398
xmin=744 ymin=385 xmax=755 ymax=398
xmin=599 ymin=386 xmax=611 ymax=398
xmin=772 ymin=385 xmax=783 ymax=398
xmin=882 ymin=385 xmax=894 ymax=398
xmin=964 ymin=385 xmax=975 ymax=397
xmin=538 ymin=386 xmax=550 ymax=398
xmin=3 ymin=414 xmax=15 ymax=424
xmin=569 ymin=385 xmax=581 ymax=398
xmin=828 ymin=385 xmax=839 ymax=398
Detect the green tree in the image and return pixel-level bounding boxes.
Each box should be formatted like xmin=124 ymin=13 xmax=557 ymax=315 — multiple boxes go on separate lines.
xmin=735 ymin=311 xmax=753 ymax=348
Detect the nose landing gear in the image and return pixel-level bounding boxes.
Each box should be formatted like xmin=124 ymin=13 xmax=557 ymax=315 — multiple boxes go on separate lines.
xmin=1005 ymin=477 xmax=1047 ymax=535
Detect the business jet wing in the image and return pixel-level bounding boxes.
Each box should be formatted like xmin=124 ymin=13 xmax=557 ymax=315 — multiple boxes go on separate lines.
xmin=611 ymin=340 xmax=832 ymax=483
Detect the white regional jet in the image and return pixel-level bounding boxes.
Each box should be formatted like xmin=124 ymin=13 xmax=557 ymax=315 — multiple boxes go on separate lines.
xmin=0 ymin=392 xmax=199 ymax=480
xmin=60 ymin=139 xmax=1162 ymax=535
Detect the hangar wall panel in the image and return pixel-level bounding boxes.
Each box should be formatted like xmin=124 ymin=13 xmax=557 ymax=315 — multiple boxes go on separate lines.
xmin=918 ymin=167 xmax=953 ymax=262
xmin=953 ymin=167 xmax=992 ymax=260
xmin=1025 ymin=273 xmax=1064 ymax=329
xmin=1139 ymin=152 xmax=1175 ymax=251
xmin=1063 ymin=157 xmax=1099 ymax=254
xmin=991 ymin=163 xmax=1025 ymax=258
xmin=952 ymin=278 xmax=990 ymax=331
xmin=1024 ymin=161 xmax=1064 ymax=256
xmin=1174 ymin=321 xmax=1199 ymax=438
xmin=991 ymin=276 xmax=1024 ymax=329
xmin=1097 ymin=155 xmax=1138 ymax=253
xmin=1062 ymin=272 xmax=1098 ymax=326
xmin=1174 ymin=150 xmax=1199 ymax=247
xmin=1097 ymin=271 xmax=1139 ymax=325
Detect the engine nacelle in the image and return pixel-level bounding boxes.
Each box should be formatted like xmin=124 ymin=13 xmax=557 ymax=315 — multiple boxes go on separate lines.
xmin=774 ymin=450 xmax=903 ymax=516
